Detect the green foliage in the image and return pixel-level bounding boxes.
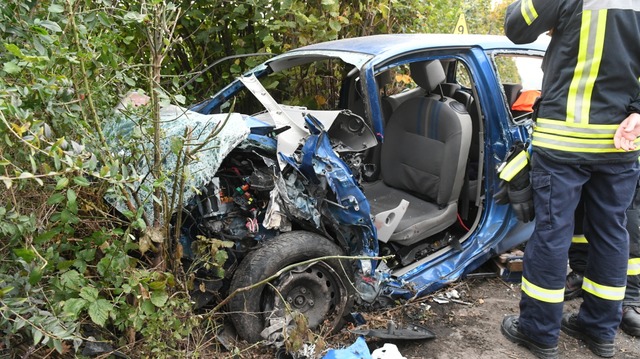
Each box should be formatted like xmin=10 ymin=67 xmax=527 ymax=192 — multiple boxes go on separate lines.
xmin=1 ymin=258 xmax=81 ymax=354
xmin=168 ymin=0 xmax=505 ymax=102
xmin=463 ymin=0 xmax=507 ymax=35
xmin=0 ymin=0 xmax=200 ymax=356
xmin=192 ymin=236 xmax=235 ymax=278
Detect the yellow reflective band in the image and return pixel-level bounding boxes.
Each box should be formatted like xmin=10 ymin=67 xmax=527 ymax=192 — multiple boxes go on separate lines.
xmin=582 ymin=276 xmax=625 ymax=301
xmin=522 ymin=277 xmax=564 ymax=303
xmin=535 ymin=118 xmax=619 ymax=138
xmin=521 ymin=0 xmax=539 ymax=25
xmin=532 ymin=132 xmax=640 ymax=153
xmin=629 ymin=258 xmax=640 ymax=276
xmin=499 ymin=151 xmax=529 ymax=181
xmin=566 ymin=11 xmax=589 ymax=123
xmin=581 ymin=13 xmax=606 ymax=124
xmin=572 ymin=235 xmax=588 ymax=244
xmin=566 ymin=9 xmax=607 ymax=125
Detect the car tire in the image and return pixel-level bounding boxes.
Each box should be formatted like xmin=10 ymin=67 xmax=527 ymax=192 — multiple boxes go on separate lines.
xmin=228 ymin=231 xmax=354 ymax=343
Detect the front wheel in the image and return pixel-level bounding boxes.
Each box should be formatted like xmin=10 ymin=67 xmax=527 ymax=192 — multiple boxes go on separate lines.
xmin=228 ymin=231 xmax=354 ymax=343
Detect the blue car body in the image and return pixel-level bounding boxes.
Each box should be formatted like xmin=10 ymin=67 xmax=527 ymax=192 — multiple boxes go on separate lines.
xmin=180 ymin=34 xmax=548 ymax=340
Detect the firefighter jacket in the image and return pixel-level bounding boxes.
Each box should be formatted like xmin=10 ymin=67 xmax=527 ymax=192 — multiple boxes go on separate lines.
xmin=505 ymin=0 xmax=640 ymax=164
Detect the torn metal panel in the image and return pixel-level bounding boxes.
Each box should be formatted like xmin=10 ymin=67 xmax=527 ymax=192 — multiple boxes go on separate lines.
xmin=239 ymin=75 xmax=304 ymax=170
xmin=240 ymin=74 xmax=351 ymax=169
xmin=263 ymin=171 xmax=322 ymax=229
xmin=278 ymin=113 xmax=378 ymax=260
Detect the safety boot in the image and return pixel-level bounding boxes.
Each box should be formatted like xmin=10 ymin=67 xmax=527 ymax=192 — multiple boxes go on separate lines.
xmin=561 ymin=313 xmax=615 ymax=358
xmin=621 ymin=306 xmax=640 ymax=337
xmin=501 ymin=315 xmax=559 ymax=359
xmin=564 ymin=271 xmax=583 ymax=300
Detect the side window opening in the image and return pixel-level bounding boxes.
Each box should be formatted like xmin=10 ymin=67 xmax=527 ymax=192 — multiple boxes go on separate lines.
xmin=493 ymin=54 xmax=544 ymax=121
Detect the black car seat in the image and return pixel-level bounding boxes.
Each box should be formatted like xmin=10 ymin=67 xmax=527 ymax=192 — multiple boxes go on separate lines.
xmin=440 ymin=83 xmax=462 ymax=98
xmin=502 ymin=83 xmax=523 ymax=111
xmin=364 ymin=60 xmax=472 ymax=245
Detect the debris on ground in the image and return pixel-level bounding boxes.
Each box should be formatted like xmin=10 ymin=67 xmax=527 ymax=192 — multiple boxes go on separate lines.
xmin=492 ymin=249 xmax=524 ymax=282
xmin=321 ymin=337 xmax=408 ymax=359
xmin=322 ymin=336 xmax=371 ymax=359
xmin=350 ymin=320 xmax=435 ymax=340
xmin=371 ymin=343 xmax=406 ymax=359
xmin=432 ymin=288 xmax=474 ymax=305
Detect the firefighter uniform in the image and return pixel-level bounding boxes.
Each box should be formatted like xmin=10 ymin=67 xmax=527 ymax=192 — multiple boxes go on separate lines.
xmin=504 ymin=0 xmax=640 ymax=350
xmin=568 ymin=183 xmax=640 ymax=310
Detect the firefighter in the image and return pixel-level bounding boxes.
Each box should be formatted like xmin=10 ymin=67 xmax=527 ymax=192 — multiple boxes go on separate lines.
xmin=500 ymin=1 xmax=640 ymax=358
xmin=566 ymin=185 xmax=640 ymax=337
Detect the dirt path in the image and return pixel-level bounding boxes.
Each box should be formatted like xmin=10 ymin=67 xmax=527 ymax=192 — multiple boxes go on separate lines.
xmin=352 ymin=277 xmax=640 ymax=359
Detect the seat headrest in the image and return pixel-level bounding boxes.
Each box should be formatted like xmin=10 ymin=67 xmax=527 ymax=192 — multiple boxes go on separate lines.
xmin=410 ymin=60 xmax=446 ymax=92
xmin=376 ymin=70 xmax=393 ymax=87
xmin=503 ymin=83 xmax=523 ymax=107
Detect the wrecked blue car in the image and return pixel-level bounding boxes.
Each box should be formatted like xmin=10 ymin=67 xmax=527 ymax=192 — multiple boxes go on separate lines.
xmin=150 ymin=34 xmax=549 ymax=343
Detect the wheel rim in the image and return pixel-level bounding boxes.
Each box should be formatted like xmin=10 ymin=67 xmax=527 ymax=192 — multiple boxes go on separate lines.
xmin=265 ymin=261 xmax=348 ymax=330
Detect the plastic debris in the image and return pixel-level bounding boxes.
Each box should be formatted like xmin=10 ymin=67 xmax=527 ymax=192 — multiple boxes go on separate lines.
xmin=445 ymin=289 xmax=460 ymax=299
xmin=350 ymin=320 xmax=435 ymax=340
xmin=322 ymin=336 xmax=372 ymax=359
xmin=432 ymin=296 xmax=449 ymax=304
xmin=371 ymin=343 xmax=406 ymax=359
xmin=433 ymin=288 xmax=472 ymax=305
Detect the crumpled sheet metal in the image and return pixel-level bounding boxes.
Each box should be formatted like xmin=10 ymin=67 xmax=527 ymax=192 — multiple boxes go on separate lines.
xmin=263 ymin=170 xmax=320 ymax=230
xmin=103 ymin=105 xmax=250 ymax=223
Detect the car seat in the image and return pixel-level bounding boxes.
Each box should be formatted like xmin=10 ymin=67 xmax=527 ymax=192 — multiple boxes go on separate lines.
xmin=364 ymin=60 xmax=472 ymax=245
xmin=502 ymin=83 xmax=523 ymax=110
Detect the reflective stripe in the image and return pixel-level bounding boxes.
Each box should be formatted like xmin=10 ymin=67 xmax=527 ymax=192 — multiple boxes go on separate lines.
xmin=566 ymin=9 xmax=607 ymax=125
xmin=521 ymin=0 xmax=539 ymax=25
xmin=522 ymin=277 xmax=564 ymax=303
xmin=572 ymin=235 xmax=588 ymax=244
xmin=582 ymin=276 xmax=625 ymax=301
xmin=532 ymin=131 xmax=640 ymax=153
xmin=629 ymin=258 xmax=640 ymax=276
xmin=535 ymin=118 xmax=618 ymax=139
xmin=499 ymin=151 xmax=529 ymax=181
xmin=584 ymin=0 xmax=640 ymax=11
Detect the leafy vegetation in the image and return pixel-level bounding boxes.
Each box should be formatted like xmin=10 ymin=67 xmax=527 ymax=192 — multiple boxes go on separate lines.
xmin=0 ymin=0 xmax=507 ymax=357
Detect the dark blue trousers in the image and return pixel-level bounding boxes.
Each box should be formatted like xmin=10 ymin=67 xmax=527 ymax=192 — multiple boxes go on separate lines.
xmin=625 ymin=197 xmax=640 ymax=306
xmin=519 ymin=152 xmax=639 ymax=346
xmin=570 ymin=184 xmax=640 ymax=306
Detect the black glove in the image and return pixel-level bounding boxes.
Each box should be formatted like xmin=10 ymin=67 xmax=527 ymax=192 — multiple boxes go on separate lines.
xmin=493 ymin=142 xmax=534 ymax=223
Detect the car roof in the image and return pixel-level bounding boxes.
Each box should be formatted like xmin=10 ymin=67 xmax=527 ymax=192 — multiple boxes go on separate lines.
xmin=265 ymin=34 xmax=548 ymax=73
xmin=289 ymin=34 xmax=549 ymax=56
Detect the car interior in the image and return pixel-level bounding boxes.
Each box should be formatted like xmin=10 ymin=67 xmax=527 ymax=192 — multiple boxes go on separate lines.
xmin=361 ymin=60 xmax=472 ymax=246
xmin=342 ymin=56 xmax=518 ymax=268
xmin=327 ymin=58 xmax=471 ymax=267
xmin=209 ymin=52 xmax=540 ymax=268
xmin=342 ymin=51 xmax=545 ymax=270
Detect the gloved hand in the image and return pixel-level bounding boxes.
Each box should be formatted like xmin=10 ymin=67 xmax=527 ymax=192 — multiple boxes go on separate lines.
xmin=493 ymin=141 xmax=534 ymax=223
